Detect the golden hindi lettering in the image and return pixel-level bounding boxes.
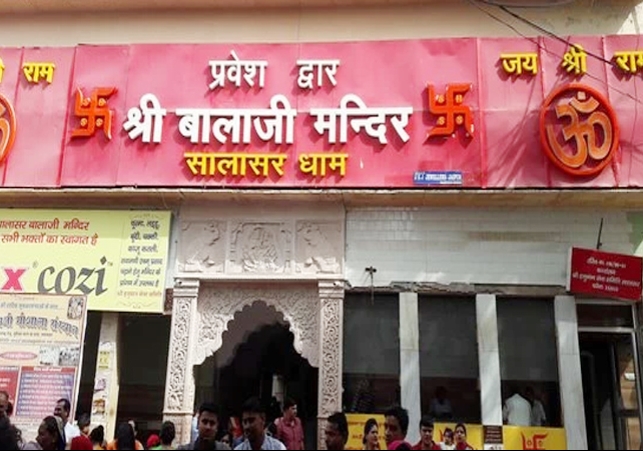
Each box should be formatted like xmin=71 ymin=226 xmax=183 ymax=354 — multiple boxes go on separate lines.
xmin=185 ymin=152 xmax=215 ymax=176
xmin=613 ymin=51 xmax=643 ymax=74
xmin=184 ymin=152 xmax=288 ymax=178
xmin=216 ymin=154 xmax=248 ymax=176
xmin=500 ymin=53 xmax=538 ymax=76
xmin=22 ymin=62 xmax=56 ymax=84
xmin=561 ymin=44 xmax=587 ymax=76
xmin=299 ymin=153 xmax=348 ymax=177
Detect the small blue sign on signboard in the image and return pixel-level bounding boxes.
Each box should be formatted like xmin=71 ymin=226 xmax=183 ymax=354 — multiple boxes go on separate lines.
xmin=413 ymin=171 xmax=463 ymax=186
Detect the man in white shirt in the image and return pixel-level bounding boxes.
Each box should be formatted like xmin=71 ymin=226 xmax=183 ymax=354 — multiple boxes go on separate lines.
xmin=525 ymin=387 xmax=548 ymax=427
xmin=428 ymin=386 xmax=453 ymax=421
xmin=54 ymin=398 xmax=80 ymax=447
xmin=503 ymin=390 xmax=531 ymax=426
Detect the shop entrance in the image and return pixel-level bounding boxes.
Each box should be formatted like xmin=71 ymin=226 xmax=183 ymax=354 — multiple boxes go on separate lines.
xmin=194 ymin=301 xmax=318 ymax=448
xmin=578 ymin=302 xmax=643 ymax=450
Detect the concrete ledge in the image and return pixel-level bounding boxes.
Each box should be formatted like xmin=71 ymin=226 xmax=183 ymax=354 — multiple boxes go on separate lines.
xmin=1 ymin=188 xmax=643 ymax=209
xmin=0 ymin=0 xmax=429 ymax=13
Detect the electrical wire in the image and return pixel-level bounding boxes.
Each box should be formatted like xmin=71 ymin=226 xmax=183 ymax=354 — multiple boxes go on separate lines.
xmin=476 ymin=0 xmax=578 ymax=9
xmin=497 ymin=3 xmax=616 ymax=67
xmin=466 ymin=0 xmax=643 ymax=106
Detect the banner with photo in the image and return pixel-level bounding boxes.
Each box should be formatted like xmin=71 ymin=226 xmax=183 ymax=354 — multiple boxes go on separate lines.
xmin=0 ymin=293 xmax=87 ymax=442
xmin=345 ymin=414 xmax=387 ymax=450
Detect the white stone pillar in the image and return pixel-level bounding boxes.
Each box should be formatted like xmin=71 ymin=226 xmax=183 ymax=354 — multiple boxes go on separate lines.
xmin=317 ymin=280 xmax=344 ymax=450
xmin=90 ymin=312 xmax=120 ymax=441
xmin=399 ymin=292 xmax=421 ymax=445
xmin=476 ymin=294 xmax=503 ymax=426
xmin=554 ymin=295 xmax=587 ymax=450
xmin=163 ymin=279 xmax=200 ymax=445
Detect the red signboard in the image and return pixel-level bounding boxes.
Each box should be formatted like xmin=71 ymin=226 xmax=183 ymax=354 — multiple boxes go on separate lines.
xmin=1 ymin=36 xmax=643 ymax=188
xmin=567 ymin=247 xmax=643 ymax=302
xmin=0 ymin=366 xmax=19 ymax=403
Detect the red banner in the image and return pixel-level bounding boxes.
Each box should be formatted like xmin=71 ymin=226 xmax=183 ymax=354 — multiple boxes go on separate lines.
xmin=567 ymin=247 xmax=643 ymax=302
xmin=0 ymin=36 xmax=643 ymax=188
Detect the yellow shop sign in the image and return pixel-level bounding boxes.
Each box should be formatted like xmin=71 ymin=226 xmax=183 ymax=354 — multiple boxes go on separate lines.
xmin=0 ymin=209 xmax=171 ymax=313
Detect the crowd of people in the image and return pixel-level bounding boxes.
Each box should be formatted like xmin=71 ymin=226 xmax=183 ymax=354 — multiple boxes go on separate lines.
xmin=0 ymin=389 xmax=476 ymax=450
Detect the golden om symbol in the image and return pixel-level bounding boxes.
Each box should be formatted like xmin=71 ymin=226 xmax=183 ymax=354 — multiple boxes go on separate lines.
xmin=540 ymin=84 xmax=619 ymax=177
xmin=0 ymin=94 xmax=16 ymax=164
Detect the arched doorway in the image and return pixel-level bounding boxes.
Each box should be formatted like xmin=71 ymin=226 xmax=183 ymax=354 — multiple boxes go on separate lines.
xmin=195 ymin=302 xmax=318 ymax=448
xmin=163 ymin=280 xmax=344 ymax=449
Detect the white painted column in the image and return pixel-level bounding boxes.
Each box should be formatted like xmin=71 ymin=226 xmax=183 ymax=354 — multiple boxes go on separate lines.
xmin=476 ymin=294 xmax=503 ymax=426
xmin=554 ymin=295 xmax=588 ymax=450
xmin=90 ymin=312 xmax=120 ymax=441
xmin=163 ymin=279 xmax=200 ymax=445
xmin=400 ymin=292 xmax=421 ymax=445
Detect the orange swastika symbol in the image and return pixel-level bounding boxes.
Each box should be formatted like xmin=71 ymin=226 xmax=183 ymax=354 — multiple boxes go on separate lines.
xmin=427 ymin=83 xmax=474 ymax=138
xmin=521 ymin=433 xmax=548 ymax=450
xmin=71 ymin=87 xmax=117 ymax=140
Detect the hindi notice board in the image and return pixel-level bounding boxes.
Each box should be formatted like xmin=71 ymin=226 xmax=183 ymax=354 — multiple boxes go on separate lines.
xmin=568 ymin=247 xmax=643 ymax=302
xmin=0 ymin=292 xmax=87 ymax=442
xmin=0 ymin=209 xmax=172 ymax=312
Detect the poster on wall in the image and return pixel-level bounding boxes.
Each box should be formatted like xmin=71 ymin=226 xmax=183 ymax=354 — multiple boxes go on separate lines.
xmin=0 ymin=292 xmax=87 ymax=442
xmin=90 ymin=342 xmax=113 ymax=427
xmin=0 ymin=209 xmax=172 ymax=313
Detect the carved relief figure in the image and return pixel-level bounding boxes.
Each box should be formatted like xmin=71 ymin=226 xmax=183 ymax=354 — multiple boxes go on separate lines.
xmin=296 ymin=222 xmax=342 ymax=274
xmin=230 ymin=223 xmax=292 ymax=273
xmin=179 ymin=222 xmax=225 ymax=273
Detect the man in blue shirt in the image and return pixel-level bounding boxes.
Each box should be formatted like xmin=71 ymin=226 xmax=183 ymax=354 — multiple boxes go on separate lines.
xmin=235 ymin=398 xmax=286 ymax=450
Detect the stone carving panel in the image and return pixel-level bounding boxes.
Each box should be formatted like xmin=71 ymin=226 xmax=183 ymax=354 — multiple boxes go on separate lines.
xmin=196 ymin=283 xmax=319 ymax=367
xmin=229 ymin=222 xmax=293 ymax=274
xmin=295 ymin=221 xmax=342 ymax=275
xmin=178 ymin=221 xmax=226 ymax=274
xmin=316 ymin=281 xmax=344 ymax=449
xmin=164 ymin=281 xmax=199 ymax=413
xmin=318 ymin=281 xmax=344 ymax=418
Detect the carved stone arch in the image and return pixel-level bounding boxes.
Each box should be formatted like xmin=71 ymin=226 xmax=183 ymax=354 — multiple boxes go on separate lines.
xmin=216 ymin=302 xmax=289 ymax=368
xmin=194 ymin=282 xmax=320 ymax=368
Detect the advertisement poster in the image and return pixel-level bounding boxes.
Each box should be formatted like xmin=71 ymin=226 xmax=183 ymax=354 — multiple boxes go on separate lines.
xmin=435 ymin=423 xmax=484 ymax=450
xmin=345 ymin=417 xmax=566 ymax=450
xmin=0 ymin=292 xmax=87 ymax=441
xmin=0 ymin=209 xmax=171 ymax=313
xmin=503 ymin=426 xmax=567 ymax=450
